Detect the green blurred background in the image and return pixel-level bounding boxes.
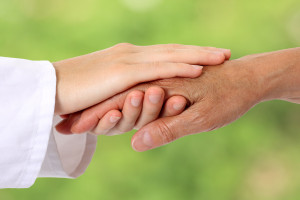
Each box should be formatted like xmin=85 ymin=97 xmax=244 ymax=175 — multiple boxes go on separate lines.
xmin=1 ymin=0 xmax=300 ymax=199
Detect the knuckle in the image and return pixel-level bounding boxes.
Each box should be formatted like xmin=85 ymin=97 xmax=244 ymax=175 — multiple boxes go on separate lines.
xmin=91 ymin=124 xmax=111 ymax=135
xmin=133 ymin=83 xmax=151 ymax=93
xmin=151 ymin=77 xmax=185 ymax=92
xmin=182 ymin=79 xmax=203 ymax=104
xmin=114 ymin=43 xmax=134 ymax=50
xmin=156 ymin=120 xmax=177 ymax=143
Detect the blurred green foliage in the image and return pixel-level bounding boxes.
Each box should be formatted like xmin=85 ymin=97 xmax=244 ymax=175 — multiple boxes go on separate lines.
xmin=0 ymin=0 xmax=300 ymax=199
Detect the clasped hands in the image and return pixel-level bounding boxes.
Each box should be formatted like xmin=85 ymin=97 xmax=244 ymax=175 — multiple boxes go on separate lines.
xmin=54 ymin=44 xmax=300 ymax=152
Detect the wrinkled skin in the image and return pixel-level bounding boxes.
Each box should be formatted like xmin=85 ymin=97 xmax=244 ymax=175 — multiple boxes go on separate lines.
xmin=58 ymin=48 xmax=300 ymax=152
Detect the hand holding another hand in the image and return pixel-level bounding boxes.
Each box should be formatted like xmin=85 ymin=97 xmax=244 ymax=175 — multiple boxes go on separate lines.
xmin=56 ymin=86 xmax=188 ymax=135
xmin=60 ymin=48 xmax=300 ymax=152
xmin=53 ymin=43 xmax=230 ymax=115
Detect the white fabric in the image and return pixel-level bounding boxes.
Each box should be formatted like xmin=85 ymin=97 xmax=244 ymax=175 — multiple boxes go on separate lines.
xmin=0 ymin=57 xmax=97 ymax=188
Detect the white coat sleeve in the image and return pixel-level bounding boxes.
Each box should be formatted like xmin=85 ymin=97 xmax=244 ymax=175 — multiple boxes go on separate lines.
xmin=0 ymin=57 xmax=97 ymax=188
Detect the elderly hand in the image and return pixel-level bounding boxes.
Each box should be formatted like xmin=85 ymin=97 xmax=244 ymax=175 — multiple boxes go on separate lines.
xmin=59 ymin=48 xmax=300 ymax=152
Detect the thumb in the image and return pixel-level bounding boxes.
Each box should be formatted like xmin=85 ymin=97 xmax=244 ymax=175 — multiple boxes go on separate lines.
xmin=131 ymin=107 xmax=198 ymax=152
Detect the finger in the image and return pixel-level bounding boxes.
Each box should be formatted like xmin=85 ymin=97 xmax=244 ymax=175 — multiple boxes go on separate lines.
xmin=55 ymin=112 xmax=82 ymax=134
xmin=131 ymin=62 xmax=203 ymax=86
xmin=180 ymin=46 xmax=231 ymax=60
xmin=70 ymin=82 xmax=183 ymax=134
xmin=113 ymin=90 xmax=144 ymax=133
xmin=179 ymin=46 xmax=231 ymax=60
xmin=92 ymin=110 xmax=122 ymax=135
xmin=160 ymin=96 xmax=187 ymax=117
xmin=70 ymin=83 xmax=177 ymax=134
xmin=60 ymin=114 xmax=70 ymax=119
xmin=70 ymin=97 xmax=123 ymax=133
xmin=135 ymin=87 xmax=165 ymax=129
xmin=131 ymin=105 xmax=200 ymax=152
xmin=144 ymin=44 xmax=231 ymax=60
xmin=131 ymin=49 xmax=226 ymax=66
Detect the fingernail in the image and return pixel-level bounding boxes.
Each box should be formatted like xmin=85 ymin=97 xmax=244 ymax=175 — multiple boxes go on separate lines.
xmin=132 ymin=132 xmax=153 ymax=152
xmin=219 ymin=48 xmax=231 ymax=54
xmin=173 ymin=103 xmax=185 ymax=111
xmin=110 ymin=116 xmax=121 ymax=123
xmin=149 ymin=94 xmax=161 ymax=104
xmin=192 ymin=65 xmax=203 ymax=70
xmin=131 ymin=97 xmax=142 ymax=107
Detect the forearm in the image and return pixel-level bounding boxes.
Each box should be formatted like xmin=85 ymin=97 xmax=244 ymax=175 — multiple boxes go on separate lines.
xmin=247 ymin=47 xmax=300 ymax=103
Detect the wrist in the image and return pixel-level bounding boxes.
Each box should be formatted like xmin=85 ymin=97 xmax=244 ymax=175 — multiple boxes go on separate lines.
xmin=52 ymin=61 xmax=65 ymax=115
xmin=241 ymin=48 xmax=300 ymax=103
xmin=263 ymin=48 xmax=300 ymax=102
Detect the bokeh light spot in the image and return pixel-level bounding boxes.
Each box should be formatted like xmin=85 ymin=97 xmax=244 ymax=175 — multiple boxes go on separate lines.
xmin=287 ymin=10 xmax=300 ymax=45
xmin=121 ymin=0 xmax=162 ymax=12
